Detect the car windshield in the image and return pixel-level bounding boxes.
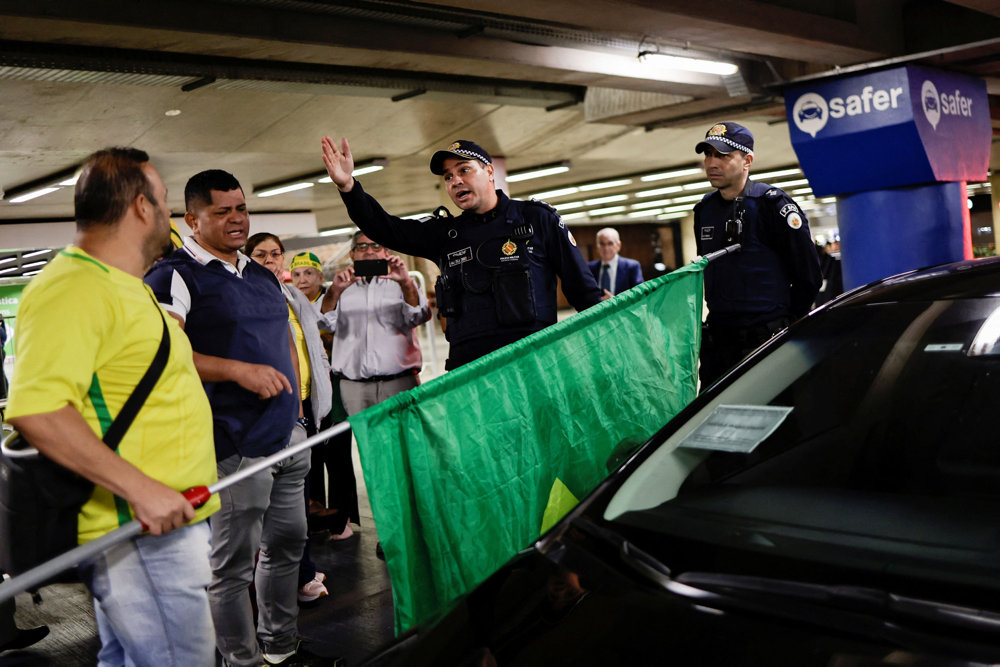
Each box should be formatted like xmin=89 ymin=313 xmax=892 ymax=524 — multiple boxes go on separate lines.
xmin=604 ymin=296 xmax=1000 ymax=600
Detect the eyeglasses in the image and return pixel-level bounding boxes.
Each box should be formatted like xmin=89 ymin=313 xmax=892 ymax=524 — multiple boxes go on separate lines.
xmin=353 ymin=242 xmax=383 ymax=251
xmin=251 ymin=250 xmax=284 ymax=260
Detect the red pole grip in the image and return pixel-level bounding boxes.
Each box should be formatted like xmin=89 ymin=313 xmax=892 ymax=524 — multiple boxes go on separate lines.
xmin=183 ymin=486 xmax=212 ymax=508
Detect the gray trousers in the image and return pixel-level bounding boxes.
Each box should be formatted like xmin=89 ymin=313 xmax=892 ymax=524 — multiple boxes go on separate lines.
xmin=339 ymin=375 xmax=419 ymax=416
xmin=208 ymin=432 xmax=311 ymax=667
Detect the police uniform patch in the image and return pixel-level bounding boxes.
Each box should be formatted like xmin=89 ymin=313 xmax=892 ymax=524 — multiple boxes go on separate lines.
xmin=567 ymin=230 xmax=577 ymax=247
xmin=766 ymin=189 xmax=778 ymax=197
xmin=779 ymin=203 xmax=799 ymax=217
xmin=502 ymin=240 xmax=517 ymax=256
xmin=447 ymin=247 xmax=472 ymax=267
xmin=700 ymin=226 xmax=714 ymax=241
xmin=786 ymin=211 xmax=803 ymax=230
xmin=708 ymin=123 xmax=727 ymax=137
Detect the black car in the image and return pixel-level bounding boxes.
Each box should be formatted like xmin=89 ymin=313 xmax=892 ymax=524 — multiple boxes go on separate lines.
xmin=368 ymin=257 xmax=1000 ymax=666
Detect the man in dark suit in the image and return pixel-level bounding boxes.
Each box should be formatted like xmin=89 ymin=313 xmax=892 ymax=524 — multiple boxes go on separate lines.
xmin=589 ymin=227 xmax=643 ymax=300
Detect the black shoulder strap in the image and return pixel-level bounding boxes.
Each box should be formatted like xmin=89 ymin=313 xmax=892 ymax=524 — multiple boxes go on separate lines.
xmin=101 ymin=293 xmax=171 ymax=450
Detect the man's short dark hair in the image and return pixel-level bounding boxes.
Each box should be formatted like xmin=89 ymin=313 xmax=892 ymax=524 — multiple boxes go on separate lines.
xmin=75 ymin=147 xmax=155 ymax=230
xmin=185 ymin=169 xmax=243 ymax=212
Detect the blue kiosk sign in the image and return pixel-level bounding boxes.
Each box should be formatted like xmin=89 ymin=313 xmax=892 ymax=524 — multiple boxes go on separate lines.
xmin=784 ymin=65 xmax=990 ymax=288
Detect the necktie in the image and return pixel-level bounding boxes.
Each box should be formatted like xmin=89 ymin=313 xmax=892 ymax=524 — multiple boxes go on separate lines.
xmin=600 ymin=264 xmax=611 ymax=293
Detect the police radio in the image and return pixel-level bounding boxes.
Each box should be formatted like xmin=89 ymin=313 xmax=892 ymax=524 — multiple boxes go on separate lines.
xmin=725 ymin=182 xmax=750 ymax=244
xmin=725 ymin=196 xmax=745 ymax=244
xmin=435 ymin=272 xmax=460 ymax=317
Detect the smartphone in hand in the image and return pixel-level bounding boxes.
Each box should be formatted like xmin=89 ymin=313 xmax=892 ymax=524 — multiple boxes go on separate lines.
xmin=353 ymin=259 xmax=389 ymax=277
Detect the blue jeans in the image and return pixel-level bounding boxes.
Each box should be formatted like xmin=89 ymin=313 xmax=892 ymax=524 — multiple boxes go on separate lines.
xmin=208 ymin=435 xmax=310 ymax=667
xmin=79 ymin=521 xmax=214 ymax=667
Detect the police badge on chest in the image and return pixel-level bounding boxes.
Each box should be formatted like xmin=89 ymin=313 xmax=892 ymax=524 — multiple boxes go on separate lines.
xmin=499 ymin=238 xmax=521 ymax=263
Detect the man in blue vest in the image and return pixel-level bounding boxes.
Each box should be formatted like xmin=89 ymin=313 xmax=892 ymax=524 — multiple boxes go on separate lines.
xmin=320 ymin=136 xmax=602 ymax=369
xmin=693 ymin=121 xmax=821 ymax=387
xmin=145 ymin=170 xmax=313 ymax=667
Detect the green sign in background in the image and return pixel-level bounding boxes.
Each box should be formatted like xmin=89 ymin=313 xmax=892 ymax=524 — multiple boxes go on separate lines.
xmin=0 ymin=279 xmax=28 ymax=391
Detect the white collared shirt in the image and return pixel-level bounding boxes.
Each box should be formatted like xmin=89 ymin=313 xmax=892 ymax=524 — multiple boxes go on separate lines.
xmin=161 ymin=237 xmax=252 ymax=320
xmin=323 ymin=276 xmax=431 ymax=380
xmin=600 ymin=255 xmax=619 ymax=295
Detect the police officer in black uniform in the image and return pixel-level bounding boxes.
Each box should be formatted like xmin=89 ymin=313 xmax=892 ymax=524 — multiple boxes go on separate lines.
xmin=693 ymin=121 xmax=821 ymax=387
xmin=321 ymin=136 xmax=602 ymax=369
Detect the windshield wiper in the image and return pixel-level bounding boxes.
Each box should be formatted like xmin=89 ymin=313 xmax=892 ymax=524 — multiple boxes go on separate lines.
xmin=676 ymin=571 xmax=1000 ymax=635
xmin=568 ymin=516 xmax=1000 ymax=660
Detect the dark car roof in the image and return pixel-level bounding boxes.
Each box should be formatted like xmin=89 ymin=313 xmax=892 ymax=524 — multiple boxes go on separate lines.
xmin=830 ymin=256 xmax=1000 ymax=307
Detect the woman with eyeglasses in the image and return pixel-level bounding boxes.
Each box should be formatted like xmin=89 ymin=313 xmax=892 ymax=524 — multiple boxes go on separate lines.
xmin=245 ymin=232 xmax=333 ymax=604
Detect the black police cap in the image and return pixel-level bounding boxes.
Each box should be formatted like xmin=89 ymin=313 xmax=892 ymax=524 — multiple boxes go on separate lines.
xmin=695 ymin=121 xmax=755 ymax=156
xmin=429 ymin=140 xmax=493 ymax=175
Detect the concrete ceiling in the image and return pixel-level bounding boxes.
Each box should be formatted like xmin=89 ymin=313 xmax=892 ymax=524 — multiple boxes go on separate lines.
xmin=0 ymin=0 xmax=998 ymax=242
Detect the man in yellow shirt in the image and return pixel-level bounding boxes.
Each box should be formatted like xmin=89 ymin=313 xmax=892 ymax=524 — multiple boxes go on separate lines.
xmin=6 ymin=147 xmax=220 ymax=667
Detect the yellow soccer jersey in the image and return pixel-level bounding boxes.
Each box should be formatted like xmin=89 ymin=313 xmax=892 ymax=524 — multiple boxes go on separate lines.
xmin=6 ymin=247 xmax=220 ymax=543
xmin=288 ymin=303 xmax=311 ymax=400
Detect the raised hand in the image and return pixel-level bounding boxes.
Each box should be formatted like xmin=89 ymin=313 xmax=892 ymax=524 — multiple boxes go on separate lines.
xmin=321 ymin=136 xmax=355 ymax=191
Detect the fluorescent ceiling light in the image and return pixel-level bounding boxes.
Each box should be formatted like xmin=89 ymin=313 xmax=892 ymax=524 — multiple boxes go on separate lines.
xmin=555 ymin=201 xmax=585 ymax=211
xmin=559 ymin=212 xmax=589 ymax=221
xmin=681 ymin=182 xmax=710 ymax=191
xmin=319 ymin=226 xmax=356 ymax=237
xmin=351 ymin=164 xmax=386 ymax=177
xmin=753 ymin=167 xmax=802 ymax=180
xmin=529 ymin=187 xmax=579 ymax=200
xmin=4 ymin=164 xmax=83 ymax=203
xmin=20 ymin=260 xmax=48 ymax=269
xmin=22 ymin=249 xmax=52 ymax=258
xmin=640 ymin=167 xmax=703 ymax=182
xmin=657 ymin=210 xmax=693 ymax=221
xmin=672 ymin=193 xmax=709 ymax=204
xmin=506 ymin=161 xmax=571 ymax=183
xmin=0 ymin=257 xmax=17 ymax=266
xmin=9 ymin=187 xmax=61 ymax=203
xmin=790 ymin=188 xmax=814 ymax=196
xmin=627 ymin=209 xmax=660 ymax=218
xmin=0 ymin=266 xmax=19 ymax=275
xmin=267 ymin=159 xmax=389 ymax=192
xmin=256 ymin=182 xmax=314 ymax=198
xmin=657 ymin=203 xmax=697 ymax=215
xmin=589 ymin=206 xmax=626 ymax=216
xmin=772 ymin=178 xmax=810 ymax=188
xmin=578 ymin=179 xmax=633 ymax=192
xmin=636 ymin=185 xmax=683 ymax=198
xmin=631 ymin=199 xmax=674 ymax=210
xmin=317 ymin=161 xmax=388 ymax=182
xmin=583 ymin=194 xmax=628 ymax=206
xmin=22 ymin=270 xmax=43 ymax=277
xmin=639 ymin=51 xmax=739 ymax=76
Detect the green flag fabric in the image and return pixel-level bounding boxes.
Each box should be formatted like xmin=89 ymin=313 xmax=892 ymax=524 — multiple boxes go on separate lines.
xmin=348 ymin=259 xmax=706 ymax=632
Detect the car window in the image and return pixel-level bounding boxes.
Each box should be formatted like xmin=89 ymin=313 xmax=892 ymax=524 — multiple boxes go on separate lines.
xmin=604 ymin=298 xmax=1000 ymax=590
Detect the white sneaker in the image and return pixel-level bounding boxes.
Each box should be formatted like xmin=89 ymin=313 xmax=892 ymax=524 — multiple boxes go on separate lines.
xmin=297 ymin=572 xmax=328 ymax=602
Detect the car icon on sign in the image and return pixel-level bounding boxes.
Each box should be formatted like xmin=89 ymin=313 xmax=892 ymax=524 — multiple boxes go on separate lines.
xmin=798 ymin=101 xmax=823 ymax=122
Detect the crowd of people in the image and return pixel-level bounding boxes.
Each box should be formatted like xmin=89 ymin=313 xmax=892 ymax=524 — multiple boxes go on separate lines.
xmin=2 ymin=120 xmax=821 ymax=665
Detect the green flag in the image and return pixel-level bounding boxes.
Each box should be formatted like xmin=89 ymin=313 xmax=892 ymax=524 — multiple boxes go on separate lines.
xmin=348 ymin=259 xmax=706 ymax=632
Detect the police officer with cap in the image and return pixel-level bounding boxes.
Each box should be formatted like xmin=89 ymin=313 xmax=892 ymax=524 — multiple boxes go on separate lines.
xmin=321 ymin=135 xmax=602 ymax=369
xmin=693 ymin=121 xmax=821 ymax=387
